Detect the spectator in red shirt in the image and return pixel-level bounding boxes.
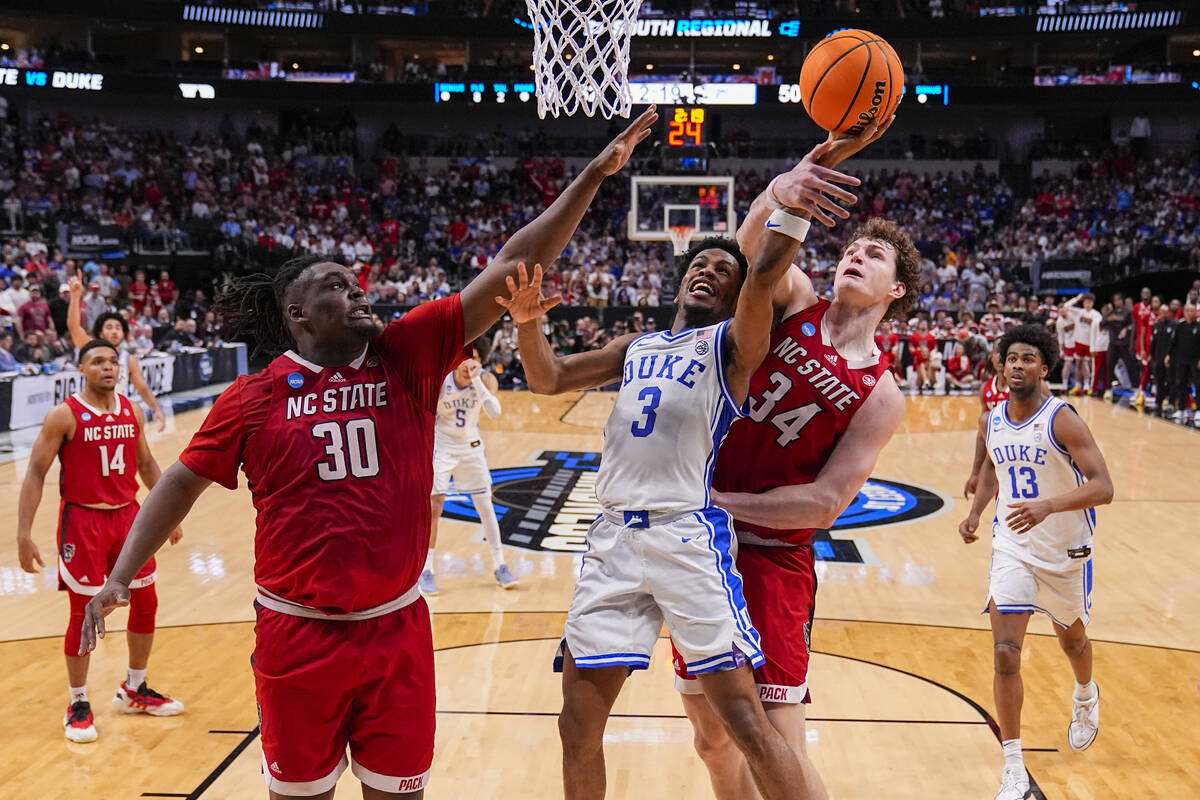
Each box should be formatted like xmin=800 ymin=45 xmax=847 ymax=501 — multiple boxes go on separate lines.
xmin=910 ymin=317 xmax=938 ymax=392
xmin=17 ymin=285 xmax=53 ymax=336
xmin=157 ymin=270 xmax=178 ymax=313
xmin=945 ymin=343 xmax=978 ymax=392
xmin=129 ymin=270 xmax=149 ymax=314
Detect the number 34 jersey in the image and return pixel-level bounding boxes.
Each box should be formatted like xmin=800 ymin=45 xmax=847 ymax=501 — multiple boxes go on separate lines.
xmin=713 ymin=299 xmax=889 ymax=546
xmin=180 ymin=297 xmax=466 ymax=615
xmin=595 ymin=320 xmax=747 ymax=517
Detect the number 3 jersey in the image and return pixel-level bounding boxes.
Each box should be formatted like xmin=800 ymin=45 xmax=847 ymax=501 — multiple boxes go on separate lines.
xmin=986 ymin=395 xmax=1095 ymax=572
xmin=60 ymin=393 xmax=141 ymax=507
xmin=713 ymin=299 xmax=889 ymax=546
xmin=179 ymin=297 xmax=465 ymax=615
xmin=595 ymin=320 xmax=747 ymax=516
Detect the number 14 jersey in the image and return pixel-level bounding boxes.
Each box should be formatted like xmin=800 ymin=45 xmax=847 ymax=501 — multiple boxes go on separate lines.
xmin=713 ymin=299 xmax=889 ymax=546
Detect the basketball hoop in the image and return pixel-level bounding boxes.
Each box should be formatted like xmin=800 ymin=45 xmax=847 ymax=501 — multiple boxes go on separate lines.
xmin=668 ymin=225 xmax=696 ymax=257
xmin=525 ymin=0 xmax=645 ymax=119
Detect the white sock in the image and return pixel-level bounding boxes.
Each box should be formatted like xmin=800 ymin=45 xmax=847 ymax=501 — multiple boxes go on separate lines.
xmin=424 ymin=549 xmax=435 ymax=574
xmin=69 ymin=685 xmax=88 ymax=705
xmin=127 ymin=667 xmax=147 ymax=690
xmin=1074 ymin=680 xmax=1095 ymax=701
xmin=1002 ymin=739 xmax=1024 ymax=769
xmin=473 ymin=493 xmax=506 ymax=570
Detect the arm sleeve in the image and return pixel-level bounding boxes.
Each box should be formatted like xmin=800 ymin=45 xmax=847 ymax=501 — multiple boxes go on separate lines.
xmin=472 ymin=375 xmax=502 ymax=418
xmin=376 ymin=295 xmax=466 ymax=411
xmin=178 ymin=381 xmax=247 ymax=490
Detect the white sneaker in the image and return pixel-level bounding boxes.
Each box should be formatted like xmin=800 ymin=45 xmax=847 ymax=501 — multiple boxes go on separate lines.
xmin=418 ymin=568 xmax=439 ymax=596
xmin=1068 ymin=682 xmax=1100 ymax=751
xmin=494 ymin=564 xmax=519 ymax=589
xmin=994 ymin=765 xmax=1030 ymax=800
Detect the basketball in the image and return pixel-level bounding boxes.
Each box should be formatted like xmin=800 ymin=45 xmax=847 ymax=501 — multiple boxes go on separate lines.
xmin=800 ymin=29 xmax=905 ymax=136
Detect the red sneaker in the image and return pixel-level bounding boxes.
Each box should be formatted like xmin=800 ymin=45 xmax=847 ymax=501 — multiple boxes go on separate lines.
xmin=112 ymin=681 xmax=185 ymax=716
xmin=64 ymin=701 xmax=98 ymax=742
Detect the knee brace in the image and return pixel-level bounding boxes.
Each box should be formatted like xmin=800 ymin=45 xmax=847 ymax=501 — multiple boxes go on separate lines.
xmin=64 ymin=590 xmax=90 ymax=656
xmin=126 ymin=583 xmax=158 ymax=635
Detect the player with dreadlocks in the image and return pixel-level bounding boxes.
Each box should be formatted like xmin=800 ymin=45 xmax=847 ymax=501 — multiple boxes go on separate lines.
xmin=79 ymin=108 xmax=657 ymax=800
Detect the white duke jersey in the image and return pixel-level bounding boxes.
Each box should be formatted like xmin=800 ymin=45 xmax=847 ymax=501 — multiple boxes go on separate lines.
xmin=434 ymin=373 xmax=485 ymax=443
xmin=987 ymin=395 xmax=1096 ymax=571
xmin=595 ymin=320 xmax=747 ymax=516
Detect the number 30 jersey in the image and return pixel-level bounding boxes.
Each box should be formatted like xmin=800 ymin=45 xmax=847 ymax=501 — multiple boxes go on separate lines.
xmin=712 ymin=299 xmax=889 ymax=546
xmin=180 ymin=297 xmax=466 ymax=614
xmin=595 ymin=320 xmax=747 ymax=517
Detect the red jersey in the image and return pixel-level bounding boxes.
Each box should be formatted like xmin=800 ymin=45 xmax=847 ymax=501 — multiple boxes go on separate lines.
xmin=129 ymin=280 xmax=149 ymax=313
xmin=180 ymin=296 xmax=465 ymax=614
xmin=981 ymin=375 xmax=1008 ymax=410
xmin=713 ymin=299 xmax=889 ymax=546
xmin=909 ymin=331 xmax=937 ymax=362
xmin=59 ymin=394 xmax=141 ymax=506
xmin=948 ymin=354 xmax=972 ymax=379
xmin=1133 ymin=302 xmax=1154 ymax=354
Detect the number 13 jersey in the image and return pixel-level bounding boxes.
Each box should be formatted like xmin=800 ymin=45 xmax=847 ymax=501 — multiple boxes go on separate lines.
xmin=713 ymin=299 xmax=889 ymax=546
xmin=179 ymin=297 xmax=465 ymax=615
xmin=595 ymin=320 xmax=747 ymax=516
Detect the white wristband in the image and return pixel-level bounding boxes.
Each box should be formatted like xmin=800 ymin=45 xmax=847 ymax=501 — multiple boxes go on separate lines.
xmin=765 ymin=208 xmax=812 ymax=242
xmin=764 ymin=175 xmax=785 ymax=210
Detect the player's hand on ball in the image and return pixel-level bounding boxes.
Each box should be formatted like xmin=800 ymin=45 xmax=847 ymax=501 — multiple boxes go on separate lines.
xmin=816 ymin=110 xmax=898 ymax=169
xmin=958 ymin=515 xmax=980 ymax=543
xmin=495 ymin=262 xmax=562 ymax=323
xmin=17 ymin=536 xmax=45 ymax=573
xmin=168 ymin=526 xmax=184 ymax=546
xmin=79 ymin=582 xmax=132 ymax=655
xmin=1006 ymin=500 xmax=1053 ymax=534
xmin=771 ymin=158 xmax=861 ymax=228
xmin=592 ymin=105 xmax=658 ymax=176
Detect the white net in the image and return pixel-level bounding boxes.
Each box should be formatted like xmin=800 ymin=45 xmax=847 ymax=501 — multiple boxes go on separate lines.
xmin=525 ymin=0 xmax=645 ymax=119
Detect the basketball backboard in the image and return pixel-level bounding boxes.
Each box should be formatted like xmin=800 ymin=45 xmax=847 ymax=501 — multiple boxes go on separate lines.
xmin=628 ymin=175 xmax=737 ymax=253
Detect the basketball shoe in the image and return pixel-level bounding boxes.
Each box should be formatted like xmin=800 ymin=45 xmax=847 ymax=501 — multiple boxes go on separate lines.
xmin=419 ymin=568 xmax=440 ymax=596
xmin=494 ymin=564 xmax=519 ymax=589
xmin=994 ymin=765 xmax=1030 ymax=800
xmin=1068 ymin=682 xmax=1100 ymax=751
xmin=113 ymin=681 xmax=185 ymax=716
xmin=64 ymin=701 xmax=98 ymax=742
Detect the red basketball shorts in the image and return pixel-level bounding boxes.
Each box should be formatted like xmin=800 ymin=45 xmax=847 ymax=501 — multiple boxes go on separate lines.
xmin=1074 ymin=343 xmax=1092 ymax=358
xmin=57 ymin=501 xmax=154 ymax=595
xmin=252 ymin=598 xmax=435 ymax=796
xmin=1062 ymin=344 xmax=1077 ymax=358
xmin=675 ymin=543 xmax=816 ymax=704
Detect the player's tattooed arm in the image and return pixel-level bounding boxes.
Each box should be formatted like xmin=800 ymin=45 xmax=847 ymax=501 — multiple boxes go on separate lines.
xmin=964 ymin=409 xmax=990 ymax=497
xmin=16 ymin=404 xmax=75 ymax=573
xmin=1006 ymin=407 xmax=1113 ymax=535
xmin=79 ymin=461 xmax=211 ymax=654
xmin=497 ymin=262 xmax=636 ymax=393
xmin=459 ymin=107 xmax=658 ymax=342
xmin=961 ymin=412 xmax=997 ymax=541
xmin=130 ymin=403 xmax=182 ymax=545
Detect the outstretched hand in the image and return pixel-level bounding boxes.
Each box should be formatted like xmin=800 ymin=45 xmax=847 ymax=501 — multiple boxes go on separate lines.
xmin=591 ymin=105 xmax=659 ymax=176
xmin=495 ymin=263 xmax=562 ymax=324
xmin=78 ymin=581 xmax=131 ymax=655
xmin=67 ymin=276 xmax=84 ymax=298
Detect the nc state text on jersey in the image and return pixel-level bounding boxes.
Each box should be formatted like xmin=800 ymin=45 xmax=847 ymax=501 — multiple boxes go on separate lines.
xmin=285 ymin=382 xmax=390 ymax=419
xmin=770 ymin=337 xmax=861 ymax=410
xmin=81 ymin=423 xmax=137 ymax=441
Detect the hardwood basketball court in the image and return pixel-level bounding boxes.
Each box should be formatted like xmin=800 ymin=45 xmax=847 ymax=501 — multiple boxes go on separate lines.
xmin=2 ymin=392 xmax=1198 ymax=798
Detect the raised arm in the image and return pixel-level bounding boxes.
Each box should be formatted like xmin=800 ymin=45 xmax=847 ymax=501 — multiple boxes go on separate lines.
xmin=475 ymin=367 xmax=502 ymax=419
xmin=16 ymin=404 xmax=74 ymax=573
xmin=711 ymin=374 xmax=906 ymax=529
xmin=79 ymin=461 xmax=211 ymax=654
xmin=127 ymin=354 xmax=167 ymax=431
xmin=722 ymin=224 xmax=810 ymax=405
xmin=1005 ymin=406 xmax=1114 ymax=535
xmin=66 ymin=277 xmax=89 ymax=349
xmin=458 ymin=107 xmax=658 ymax=341
xmin=497 ymin=262 xmax=634 ymax=394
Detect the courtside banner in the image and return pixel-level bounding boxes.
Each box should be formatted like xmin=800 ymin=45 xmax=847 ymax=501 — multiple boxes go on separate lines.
xmin=8 ymin=357 xmax=174 ymax=430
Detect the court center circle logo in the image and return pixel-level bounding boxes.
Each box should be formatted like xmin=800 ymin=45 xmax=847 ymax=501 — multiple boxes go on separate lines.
xmin=440 ymin=450 xmax=946 ymax=563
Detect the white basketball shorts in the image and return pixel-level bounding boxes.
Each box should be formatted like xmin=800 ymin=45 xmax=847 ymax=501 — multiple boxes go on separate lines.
xmin=557 ymin=507 xmax=764 ymax=674
xmin=987 ymin=547 xmax=1093 ymax=628
xmin=431 ymin=439 xmax=491 ymax=495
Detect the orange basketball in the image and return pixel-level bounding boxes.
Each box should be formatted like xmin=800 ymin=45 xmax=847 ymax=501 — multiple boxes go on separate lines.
xmin=800 ymin=29 xmax=904 ymax=136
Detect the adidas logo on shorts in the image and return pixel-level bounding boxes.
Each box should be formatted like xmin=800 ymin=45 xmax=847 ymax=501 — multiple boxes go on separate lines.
xmin=270 ymin=761 xmax=281 ymax=773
